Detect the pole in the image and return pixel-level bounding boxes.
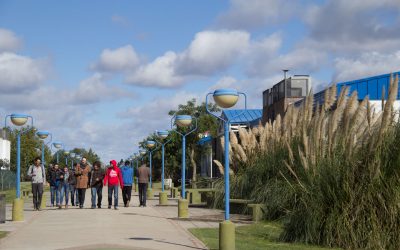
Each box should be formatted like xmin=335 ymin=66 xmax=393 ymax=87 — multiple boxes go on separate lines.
xmin=65 ymin=157 xmax=68 ymax=166
xmin=16 ymin=132 xmax=21 ymax=199
xmin=224 ymin=121 xmax=230 ymax=220
xmin=161 ymin=144 xmax=165 ymax=192
xmin=181 ymin=135 xmax=186 ymax=199
xmin=149 ymin=151 xmax=152 ymax=188
xmin=56 ymin=151 xmax=59 ymax=164
xmin=41 ymin=142 xmax=45 ymax=166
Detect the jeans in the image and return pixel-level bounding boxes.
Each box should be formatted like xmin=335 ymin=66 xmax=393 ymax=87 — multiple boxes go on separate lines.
xmin=122 ymin=185 xmax=132 ymax=206
xmin=50 ymin=185 xmax=60 ymax=206
xmin=69 ymin=185 xmax=76 ymax=205
xmin=138 ymin=183 xmax=148 ymax=206
xmin=108 ymin=185 xmax=119 ymax=208
xmin=59 ymin=183 xmax=69 ymax=205
xmin=31 ymin=183 xmax=43 ymax=209
xmin=77 ymin=188 xmax=86 ymax=207
xmin=50 ymin=186 xmax=57 ymax=206
xmin=91 ymin=186 xmax=103 ymax=208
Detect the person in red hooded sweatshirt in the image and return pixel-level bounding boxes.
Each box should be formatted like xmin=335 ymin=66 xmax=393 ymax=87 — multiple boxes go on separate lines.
xmin=103 ymin=160 xmax=124 ymax=210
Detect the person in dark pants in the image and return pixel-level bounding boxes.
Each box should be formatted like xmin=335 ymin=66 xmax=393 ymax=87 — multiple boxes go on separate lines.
xmin=27 ymin=157 xmax=46 ymax=211
xmin=75 ymin=158 xmax=91 ymax=209
xmin=137 ymin=163 xmax=150 ymax=207
xmin=89 ymin=161 xmax=104 ymax=209
xmin=48 ymin=164 xmax=63 ymax=208
xmin=120 ymin=160 xmax=133 ymax=207
xmin=68 ymin=165 xmax=77 ymax=206
xmin=104 ymin=160 xmax=123 ymax=210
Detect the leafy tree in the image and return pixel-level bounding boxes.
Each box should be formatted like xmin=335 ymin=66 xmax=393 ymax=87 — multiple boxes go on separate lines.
xmin=138 ymin=99 xmax=219 ymax=187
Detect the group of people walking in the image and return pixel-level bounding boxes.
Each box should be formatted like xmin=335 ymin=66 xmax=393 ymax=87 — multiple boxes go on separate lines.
xmin=27 ymin=157 xmax=151 ymax=211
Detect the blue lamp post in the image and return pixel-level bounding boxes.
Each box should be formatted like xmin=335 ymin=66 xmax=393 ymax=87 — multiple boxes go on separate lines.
xmin=70 ymin=152 xmax=76 ymax=169
xmin=171 ymin=114 xmax=197 ymax=218
xmin=5 ymin=113 xmax=34 ymax=221
xmin=155 ymin=130 xmax=172 ymax=205
xmin=52 ymin=141 xmax=63 ymax=164
xmin=146 ymin=140 xmax=158 ymax=199
xmin=64 ymin=150 xmax=70 ymax=166
xmin=36 ymin=131 xmax=52 ymax=166
xmin=139 ymin=149 xmax=147 ymax=164
xmin=206 ymin=88 xmax=247 ymax=250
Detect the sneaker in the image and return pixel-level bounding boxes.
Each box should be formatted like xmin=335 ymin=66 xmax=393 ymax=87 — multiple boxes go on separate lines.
xmin=37 ymin=208 xmax=42 ymax=211
xmin=114 ymin=207 xmax=119 ymax=210
xmin=108 ymin=206 xmax=111 ymax=209
xmin=79 ymin=205 xmax=83 ymax=209
xmin=97 ymin=205 xmax=101 ymax=209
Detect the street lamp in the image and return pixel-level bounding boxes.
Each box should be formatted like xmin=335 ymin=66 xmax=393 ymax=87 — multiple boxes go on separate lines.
xmin=4 ymin=113 xmax=34 ymax=221
xmin=70 ymin=152 xmax=76 ymax=169
xmin=171 ymin=114 xmax=197 ymax=218
xmin=146 ymin=140 xmax=158 ymax=199
xmin=206 ymin=88 xmax=247 ymax=250
xmin=64 ymin=150 xmax=70 ymax=166
xmin=139 ymin=149 xmax=147 ymax=164
xmin=36 ymin=131 xmax=52 ymax=166
xmin=52 ymin=141 xmax=64 ymax=164
xmin=155 ymin=130 xmax=172 ymax=205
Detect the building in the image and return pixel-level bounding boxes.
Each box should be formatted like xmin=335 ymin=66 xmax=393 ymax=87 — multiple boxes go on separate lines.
xmin=0 ymin=130 xmax=11 ymax=170
xmin=262 ymin=75 xmax=311 ymax=124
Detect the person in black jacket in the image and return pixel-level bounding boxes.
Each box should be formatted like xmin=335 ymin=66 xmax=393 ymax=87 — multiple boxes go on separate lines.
xmin=47 ymin=164 xmax=63 ymax=208
xmin=69 ymin=165 xmax=78 ymax=206
xmin=88 ymin=161 xmax=104 ymax=209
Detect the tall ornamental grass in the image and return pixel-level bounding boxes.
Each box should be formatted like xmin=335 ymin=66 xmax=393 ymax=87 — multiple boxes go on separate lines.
xmin=213 ymin=75 xmax=400 ymax=249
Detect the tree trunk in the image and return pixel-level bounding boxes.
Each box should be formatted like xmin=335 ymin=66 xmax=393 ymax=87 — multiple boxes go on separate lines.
xmin=190 ymin=147 xmax=197 ymax=188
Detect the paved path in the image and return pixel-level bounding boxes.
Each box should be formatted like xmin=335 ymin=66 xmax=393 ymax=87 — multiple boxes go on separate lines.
xmin=0 ymin=188 xmax=218 ymax=250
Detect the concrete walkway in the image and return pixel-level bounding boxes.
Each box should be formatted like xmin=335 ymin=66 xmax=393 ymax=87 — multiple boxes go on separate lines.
xmin=0 ymin=188 xmax=216 ymax=250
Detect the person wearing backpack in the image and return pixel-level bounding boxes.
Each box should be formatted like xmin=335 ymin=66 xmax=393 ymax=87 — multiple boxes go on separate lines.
xmin=27 ymin=157 xmax=46 ymax=211
xmin=120 ymin=160 xmax=133 ymax=207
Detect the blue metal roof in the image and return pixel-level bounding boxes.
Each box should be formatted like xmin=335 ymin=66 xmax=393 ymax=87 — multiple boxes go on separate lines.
xmin=198 ymin=136 xmax=213 ymax=145
xmin=222 ymin=109 xmax=262 ymax=124
xmin=295 ymin=71 xmax=400 ymax=107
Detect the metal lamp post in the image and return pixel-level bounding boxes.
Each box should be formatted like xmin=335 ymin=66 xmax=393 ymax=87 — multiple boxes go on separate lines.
xmin=52 ymin=141 xmax=63 ymax=164
xmin=64 ymin=151 xmax=70 ymax=166
xmin=36 ymin=131 xmax=52 ymax=166
xmin=5 ymin=113 xmax=34 ymax=221
xmin=70 ymin=152 xmax=76 ymax=169
xmin=155 ymin=130 xmax=172 ymax=205
xmin=139 ymin=149 xmax=147 ymax=164
xmin=206 ymin=88 xmax=247 ymax=250
xmin=171 ymin=114 xmax=197 ymax=218
xmin=146 ymin=140 xmax=158 ymax=199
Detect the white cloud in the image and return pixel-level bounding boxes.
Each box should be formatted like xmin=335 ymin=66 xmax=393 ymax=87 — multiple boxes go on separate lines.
xmin=126 ymin=51 xmax=184 ymax=88
xmin=216 ymin=0 xmax=297 ymax=30
xmin=0 ymin=52 xmax=49 ymax=94
xmin=176 ymin=30 xmax=250 ymax=75
xmin=0 ymin=28 xmax=22 ymax=52
xmin=73 ymin=73 xmax=134 ymax=104
xmin=92 ymin=45 xmax=140 ymax=72
xmin=111 ymin=15 xmax=131 ymax=27
xmin=304 ymin=0 xmax=400 ymax=53
xmin=333 ymin=51 xmax=400 ymax=82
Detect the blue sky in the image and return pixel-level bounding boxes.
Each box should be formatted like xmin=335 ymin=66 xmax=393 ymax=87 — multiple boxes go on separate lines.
xmin=1 ymin=0 xmax=400 ymax=161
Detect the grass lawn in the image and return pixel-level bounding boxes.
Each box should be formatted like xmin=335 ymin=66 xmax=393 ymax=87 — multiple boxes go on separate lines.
xmin=0 ymin=231 xmax=9 ymax=239
xmin=189 ymin=221 xmax=340 ymax=250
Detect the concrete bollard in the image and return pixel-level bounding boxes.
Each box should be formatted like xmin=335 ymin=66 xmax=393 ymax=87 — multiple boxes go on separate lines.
xmin=41 ymin=194 xmax=47 ymax=209
xmin=178 ymin=199 xmax=189 ymax=218
xmin=147 ymin=188 xmax=154 ymax=199
xmin=219 ymin=220 xmax=235 ymax=250
xmin=159 ymin=191 xmax=168 ymax=205
xmin=12 ymin=198 xmax=24 ymax=221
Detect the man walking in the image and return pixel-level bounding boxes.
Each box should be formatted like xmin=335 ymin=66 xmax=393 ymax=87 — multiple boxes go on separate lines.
xmin=120 ymin=160 xmax=133 ymax=207
xmin=104 ymin=160 xmax=123 ymax=210
xmin=138 ymin=163 xmax=150 ymax=207
xmin=48 ymin=164 xmax=63 ymax=207
xmin=89 ymin=161 xmax=104 ymax=209
xmin=75 ymin=158 xmax=91 ymax=209
xmin=27 ymin=157 xmax=46 ymax=211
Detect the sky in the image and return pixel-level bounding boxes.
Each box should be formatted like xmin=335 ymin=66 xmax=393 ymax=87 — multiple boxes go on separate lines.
xmin=1 ymin=0 xmax=400 ymax=162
